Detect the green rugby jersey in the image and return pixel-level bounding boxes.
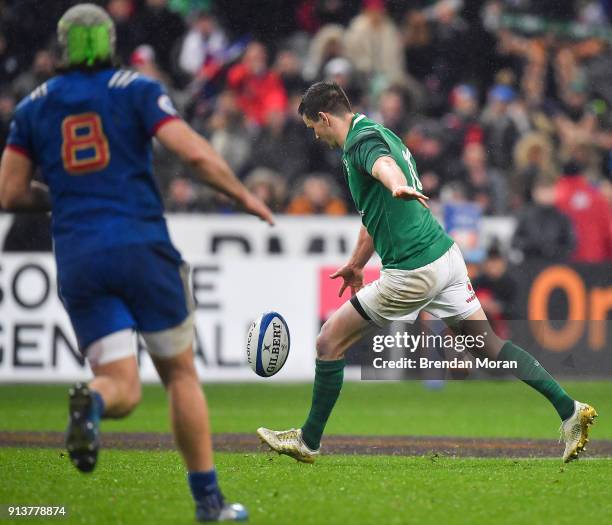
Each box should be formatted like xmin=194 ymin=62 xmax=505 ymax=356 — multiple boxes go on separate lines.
xmin=342 ymin=113 xmax=453 ymax=270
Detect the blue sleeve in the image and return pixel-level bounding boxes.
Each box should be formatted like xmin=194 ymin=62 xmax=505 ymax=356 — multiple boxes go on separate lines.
xmin=132 ymin=77 xmax=181 ymax=136
xmin=6 ymin=100 xmax=34 ymax=159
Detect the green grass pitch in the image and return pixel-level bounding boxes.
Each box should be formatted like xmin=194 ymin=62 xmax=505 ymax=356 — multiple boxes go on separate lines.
xmin=1 ymin=381 xmax=611 ymax=524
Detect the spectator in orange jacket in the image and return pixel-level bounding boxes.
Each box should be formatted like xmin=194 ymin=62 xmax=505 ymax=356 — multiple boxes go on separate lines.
xmin=287 ymin=174 xmax=347 ymax=215
xmin=555 ymin=161 xmax=612 ymax=262
xmin=226 ymin=41 xmax=288 ymax=126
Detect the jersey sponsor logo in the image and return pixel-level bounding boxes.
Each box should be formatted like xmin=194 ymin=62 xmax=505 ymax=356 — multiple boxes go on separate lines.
xmin=108 ymin=70 xmax=140 ymax=88
xmin=157 ymin=94 xmax=178 ymax=116
xmin=30 ymin=82 xmax=48 ymax=101
xmin=466 ymin=280 xmax=477 ymax=303
xmin=61 ymin=113 xmax=110 ymax=175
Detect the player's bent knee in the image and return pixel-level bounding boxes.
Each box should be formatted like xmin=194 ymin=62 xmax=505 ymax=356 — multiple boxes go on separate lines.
xmin=315 ymin=332 xmax=328 ymax=359
xmin=125 ymin=381 xmax=142 ymax=412
xmin=100 ymin=377 xmax=142 ymax=418
xmin=113 ymin=391 xmax=141 ymax=417
xmin=316 ymin=326 xmax=343 ymax=360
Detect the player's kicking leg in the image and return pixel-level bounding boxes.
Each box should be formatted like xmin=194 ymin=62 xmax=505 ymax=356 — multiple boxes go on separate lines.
xmin=66 ymin=329 xmax=141 ymax=472
xmin=258 ymin=298 xmax=372 ymax=463
xmin=149 ymin=345 xmax=247 ymax=522
xmin=449 ymin=308 xmax=597 ymax=463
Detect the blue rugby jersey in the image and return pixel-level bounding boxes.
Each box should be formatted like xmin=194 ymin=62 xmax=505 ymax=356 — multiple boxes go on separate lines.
xmin=6 ymin=68 xmax=180 ymax=265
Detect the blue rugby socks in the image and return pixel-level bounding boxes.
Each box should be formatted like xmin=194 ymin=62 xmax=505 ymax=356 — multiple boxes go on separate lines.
xmin=188 ymin=469 xmax=225 ymax=518
xmin=90 ymin=390 xmax=105 ymax=423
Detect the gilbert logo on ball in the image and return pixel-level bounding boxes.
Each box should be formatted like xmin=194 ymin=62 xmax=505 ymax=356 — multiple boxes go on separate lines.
xmin=246 ymin=312 xmax=290 ymax=377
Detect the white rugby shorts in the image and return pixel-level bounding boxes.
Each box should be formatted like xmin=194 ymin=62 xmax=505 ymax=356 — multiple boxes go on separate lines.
xmin=355 ymin=243 xmax=481 ymax=326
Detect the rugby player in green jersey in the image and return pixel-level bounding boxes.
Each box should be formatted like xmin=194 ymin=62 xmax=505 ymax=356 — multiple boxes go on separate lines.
xmin=257 ymin=82 xmax=596 ymax=463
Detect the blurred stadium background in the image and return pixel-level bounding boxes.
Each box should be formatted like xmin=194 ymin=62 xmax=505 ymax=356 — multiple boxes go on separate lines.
xmin=1 ymin=1 xmax=611 ymax=524
xmin=0 ymin=0 xmax=610 ymax=381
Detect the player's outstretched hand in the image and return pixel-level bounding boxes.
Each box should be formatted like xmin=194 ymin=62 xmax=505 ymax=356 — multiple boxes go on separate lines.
xmin=241 ymin=193 xmax=275 ymax=225
xmin=330 ymin=264 xmax=364 ymax=297
xmin=392 ymin=185 xmax=429 ymax=208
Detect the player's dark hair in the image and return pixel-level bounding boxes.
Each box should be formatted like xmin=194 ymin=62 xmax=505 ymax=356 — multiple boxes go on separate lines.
xmin=298 ymin=81 xmax=352 ymax=121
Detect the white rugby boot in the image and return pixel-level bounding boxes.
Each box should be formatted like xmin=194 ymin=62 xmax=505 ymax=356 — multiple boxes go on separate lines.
xmin=560 ymin=401 xmax=598 ymax=463
xmin=196 ymin=502 xmax=248 ymax=522
xmin=257 ymin=427 xmax=319 ymax=463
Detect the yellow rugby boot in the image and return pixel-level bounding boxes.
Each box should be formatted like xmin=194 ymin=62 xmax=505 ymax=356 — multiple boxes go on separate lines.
xmin=257 ymin=427 xmax=319 ymax=463
xmin=560 ymin=401 xmax=598 ymax=463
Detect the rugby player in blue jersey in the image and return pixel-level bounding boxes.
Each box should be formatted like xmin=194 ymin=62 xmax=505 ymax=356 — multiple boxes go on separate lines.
xmin=0 ymin=4 xmax=273 ymax=522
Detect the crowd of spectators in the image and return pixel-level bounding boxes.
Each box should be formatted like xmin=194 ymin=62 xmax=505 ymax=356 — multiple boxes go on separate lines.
xmin=0 ymin=0 xmax=611 ymax=261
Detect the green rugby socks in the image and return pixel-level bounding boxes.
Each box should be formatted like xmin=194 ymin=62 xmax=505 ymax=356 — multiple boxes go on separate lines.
xmin=499 ymin=341 xmax=575 ymax=421
xmin=301 ymin=358 xmax=345 ymax=450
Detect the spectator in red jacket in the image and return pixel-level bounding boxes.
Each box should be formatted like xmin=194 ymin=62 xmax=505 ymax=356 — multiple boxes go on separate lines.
xmin=226 ymin=41 xmax=288 ymax=126
xmin=555 ymin=161 xmax=612 ymax=262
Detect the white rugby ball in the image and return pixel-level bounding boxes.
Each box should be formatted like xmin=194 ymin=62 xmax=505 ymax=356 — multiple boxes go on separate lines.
xmin=246 ymin=312 xmax=290 ymax=377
